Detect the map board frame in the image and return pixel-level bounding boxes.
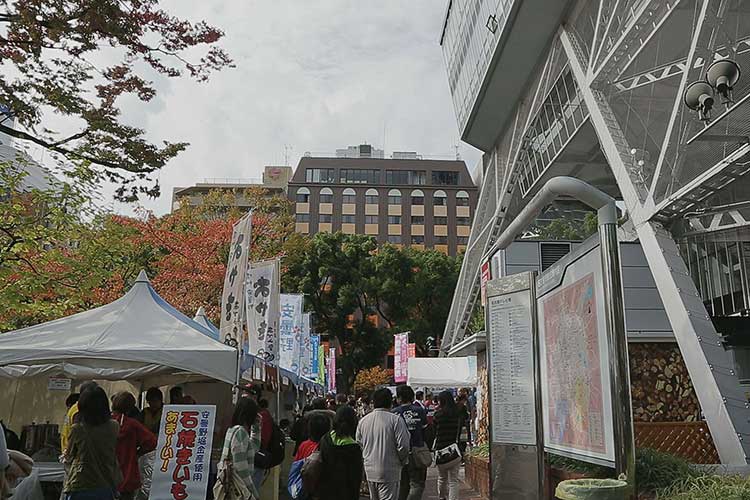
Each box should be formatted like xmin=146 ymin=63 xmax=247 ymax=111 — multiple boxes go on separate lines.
xmin=536 ymin=239 xmax=616 ymax=466
xmin=486 ymin=272 xmax=543 ymax=499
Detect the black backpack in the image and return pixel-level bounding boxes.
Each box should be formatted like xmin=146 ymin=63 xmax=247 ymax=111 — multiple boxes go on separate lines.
xmin=254 ymin=421 xmax=286 ymax=470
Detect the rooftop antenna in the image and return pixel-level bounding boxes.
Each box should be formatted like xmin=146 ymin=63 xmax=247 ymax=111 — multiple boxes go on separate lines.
xmin=454 ymin=144 xmax=461 ymax=160
xmin=283 ymin=144 xmax=292 ymax=166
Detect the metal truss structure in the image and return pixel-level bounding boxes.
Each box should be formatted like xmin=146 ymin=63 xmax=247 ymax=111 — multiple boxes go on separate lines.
xmin=442 ymin=0 xmax=750 ymax=463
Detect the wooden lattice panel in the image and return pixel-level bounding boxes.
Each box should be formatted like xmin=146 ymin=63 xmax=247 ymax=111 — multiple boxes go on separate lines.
xmin=635 ymin=421 xmax=720 ymax=464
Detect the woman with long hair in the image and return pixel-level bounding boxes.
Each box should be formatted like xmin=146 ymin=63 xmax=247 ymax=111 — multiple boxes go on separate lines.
xmin=218 ymin=397 xmax=262 ymax=499
xmin=317 ymin=405 xmax=363 ymax=500
xmin=433 ymin=391 xmax=462 ymax=500
xmin=63 ymin=386 xmax=121 ymax=500
xmin=111 ymin=392 xmax=157 ymax=500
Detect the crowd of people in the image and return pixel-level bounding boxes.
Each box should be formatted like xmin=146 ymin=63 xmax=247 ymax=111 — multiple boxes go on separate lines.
xmin=287 ymin=385 xmax=475 ymax=500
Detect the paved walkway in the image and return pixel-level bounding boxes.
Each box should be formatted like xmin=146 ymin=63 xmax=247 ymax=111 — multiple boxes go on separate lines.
xmin=421 ymin=465 xmax=486 ymax=500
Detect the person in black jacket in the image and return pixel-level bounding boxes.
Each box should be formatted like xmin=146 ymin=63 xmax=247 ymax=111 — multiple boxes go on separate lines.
xmin=317 ymin=405 xmax=363 ymax=500
xmin=433 ymin=391 xmax=462 ymax=500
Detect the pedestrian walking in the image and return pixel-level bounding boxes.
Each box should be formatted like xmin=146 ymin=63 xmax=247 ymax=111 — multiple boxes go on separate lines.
xmin=392 ymin=385 xmax=430 ymax=500
xmin=218 ymin=397 xmax=262 ymax=499
xmin=292 ymin=398 xmax=335 ymax=453
xmin=294 ymin=413 xmax=330 ymax=461
xmin=111 ymin=392 xmax=157 ymax=500
xmin=432 ymin=391 xmax=462 ymax=500
xmin=317 ymin=406 xmax=363 ymax=500
xmin=63 ymin=386 xmax=121 ymax=500
xmin=356 ymin=388 xmax=411 ymax=500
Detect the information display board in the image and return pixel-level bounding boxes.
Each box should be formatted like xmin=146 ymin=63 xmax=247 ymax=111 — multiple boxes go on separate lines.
xmin=537 ymin=244 xmax=615 ymax=465
xmin=487 ymin=291 xmax=536 ymax=445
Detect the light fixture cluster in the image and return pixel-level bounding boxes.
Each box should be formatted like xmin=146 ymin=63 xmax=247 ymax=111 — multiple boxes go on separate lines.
xmin=683 ymin=59 xmax=741 ymax=122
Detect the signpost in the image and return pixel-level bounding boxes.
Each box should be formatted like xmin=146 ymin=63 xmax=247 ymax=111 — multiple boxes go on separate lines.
xmin=485 ymin=272 xmax=543 ymax=499
xmin=151 ymin=405 xmax=216 ymax=500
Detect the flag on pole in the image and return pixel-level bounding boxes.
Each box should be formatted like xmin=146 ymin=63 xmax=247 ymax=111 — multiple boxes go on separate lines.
xmin=394 ymin=332 xmax=409 ymax=383
xmin=245 ymin=259 xmax=280 ymax=364
xmin=220 ymin=212 xmax=252 ymax=347
xmin=328 ymin=347 xmax=337 ymax=393
xmin=316 ymin=343 xmax=325 ymax=386
xmin=311 ymin=334 xmax=320 ymax=377
xmin=279 ymin=294 xmax=304 ymax=374
xmin=299 ymin=313 xmax=313 ymax=378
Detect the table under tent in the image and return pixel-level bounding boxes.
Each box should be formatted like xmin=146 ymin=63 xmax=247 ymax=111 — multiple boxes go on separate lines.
xmin=0 ymin=271 xmax=239 ymax=485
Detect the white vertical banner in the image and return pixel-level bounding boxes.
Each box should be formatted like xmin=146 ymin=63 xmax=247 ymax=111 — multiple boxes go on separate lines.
xmin=328 ymin=347 xmax=337 ymax=393
xmin=279 ymin=294 xmax=304 ymax=373
xmin=394 ymin=332 xmax=410 ymax=383
xmin=220 ymin=212 xmax=252 ymax=347
xmin=299 ymin=313 xmax=313 ymax=379
xmin=150 ymin=405 xmax=216 ymax=500
xmin=246 ymin=259 xmax=280 ymax=364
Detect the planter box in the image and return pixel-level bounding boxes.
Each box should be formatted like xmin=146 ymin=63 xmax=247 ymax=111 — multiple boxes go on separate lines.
xmin=465 ymin=455 xmax=490 ymax=498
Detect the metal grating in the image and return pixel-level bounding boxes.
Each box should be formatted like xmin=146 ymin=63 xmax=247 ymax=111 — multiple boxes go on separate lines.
xmin=635 ymin=421 xmax=720 ymax=464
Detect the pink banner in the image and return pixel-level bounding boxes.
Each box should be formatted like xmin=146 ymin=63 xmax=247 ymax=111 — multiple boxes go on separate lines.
xmin=394 ymin=333 xmax=409 ymax=383
xmin=328 ymin=347 xmax=337 ymax=393
xmin=408 ymin=343 xmax=416 ymax=358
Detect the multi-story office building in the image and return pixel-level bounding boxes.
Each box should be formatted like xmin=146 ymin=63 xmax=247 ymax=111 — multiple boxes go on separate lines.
xmin=439 ymin=0 xmax=750 ymax=463
xmin=288 ymin=148 xmax=478 ymax=256
xmin=171 ymin=165 xmax=292 ymax=211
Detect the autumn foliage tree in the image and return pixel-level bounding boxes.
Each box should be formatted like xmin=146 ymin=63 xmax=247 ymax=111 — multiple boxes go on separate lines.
xmin=353 ymin=366 xmax=393 ymax=395
xmin=0 ymin=0 xmax=232 ymax=200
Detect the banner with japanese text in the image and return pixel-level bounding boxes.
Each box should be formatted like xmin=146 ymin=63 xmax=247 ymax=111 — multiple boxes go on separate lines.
xmin=317 ymin=343 xmax=325 ymax=386
xmin=311 ymin=334 xmax=320 ymax=378
xmin=394 ymin=332 xmax=410 ymax=383
xmin=245 ymin=259 xmax=280 ymax=365
xmin=279 ymin=294 xmax=304 ymax=374
xmin=299 ymin=313 xmax=313 ymax=378
xmin=220 ymin=213 xmax=252 ymax=347
xmin=408 ymin=343 xmax=416 ymax=359
xmin=151 ymin=405 xmax=216 ymax=500
xmin=327 ymin=347 xmax=337 ymax=393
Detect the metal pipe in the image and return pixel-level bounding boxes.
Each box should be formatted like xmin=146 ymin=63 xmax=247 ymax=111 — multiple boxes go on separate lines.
xmin=484 ymin=176 xmax=616 ymax=258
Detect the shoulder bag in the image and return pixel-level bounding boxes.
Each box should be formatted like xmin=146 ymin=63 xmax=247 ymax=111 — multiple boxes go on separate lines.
xmin=213 ymin=427 xmax=255 ymax=500
xmin=433 ymin=415 xmax=462 ymax=467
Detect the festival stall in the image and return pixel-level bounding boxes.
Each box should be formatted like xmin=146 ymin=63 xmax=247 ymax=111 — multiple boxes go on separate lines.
xmin=406 ymin=356 xmax=478 ymax=387
xmin=0 ymin=271 xmax=238 ymax=453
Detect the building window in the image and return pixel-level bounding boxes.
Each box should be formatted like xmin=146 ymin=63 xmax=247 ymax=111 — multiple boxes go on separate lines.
xmin=456 ymin=190 xmax=470 ymax=206
xmin=457 ymin=236 xmax=469 ymax=245
xmin=319 ymin=187 xmax=334 ymax=203
xmin=342 ymin=215 xmax=356 ymax=224
xmin=435 ymin=236 xmax=448 ymax=244
xmin=365 ymin=215 xmax=379 ymax=224
xmin=365 ymin=188 xmax=378 ymax=204
xmin=296 ymin=213 xmax=310 ymax=222
xmin=306 ymin=168 xmax=335 ymax=183
xmin=387 ymin=235 xmax=402 ymax=244
xmin=457 ymin=217 xmax=471 ymax=226
xmin=388 ymin=215 xmax=401 ymax=224
xmin=411 ymin=189 xmax=424 ymax=205
xmin=433 ymin=190 xmax=447 ymax=206
xmin=432 ymin=171 xmax=459 ymax=185
xmin=342 ymin=188 xmax=357 ymax=204
xmin=411 ymin=216 xmax=424 ymax=225
xmin=434 ymin=216 xmax=448 ymax=225
xmin=388 ymin=189 xmax=402 ymax=205
xmin=411 ymin=235 xmax=425 ymax=244
xmin=319 ymin=214 xmax=333 ymax=223
xmin=340 ymin=169 xmax=380 ymax=184
xmin=385 ymin=170 xmax=427 ymax=185
xmin=295 ymin=187 xmax=310 ymax=203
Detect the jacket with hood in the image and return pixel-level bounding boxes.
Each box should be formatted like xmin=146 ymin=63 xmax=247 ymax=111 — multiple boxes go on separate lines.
xmin=317 ymin=431 xmax=363 ymax=500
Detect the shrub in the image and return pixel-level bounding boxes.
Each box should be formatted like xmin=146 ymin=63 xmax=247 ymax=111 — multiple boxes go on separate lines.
xmin=636 ymin=448 xmax=697 ymax=493
xmin=657 ymin=475 xmax=750 ymax=499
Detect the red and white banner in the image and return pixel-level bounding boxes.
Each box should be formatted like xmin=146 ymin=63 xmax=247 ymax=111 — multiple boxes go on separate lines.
xmin=480 ymin=260 xmax=491 ymax=307
xmin=151 ymin=405 xmax=216 ymax=500
xmin=394 ymin=332 xmax=410 ymax=383
xmin=408 ymin=343 xmax=416 ymax=359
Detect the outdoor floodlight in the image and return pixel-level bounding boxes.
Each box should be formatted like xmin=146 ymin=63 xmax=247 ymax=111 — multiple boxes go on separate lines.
xmin=684 ymin=80 xmax=715 ymax=122
xmin=706 ymin=59 xmax=741 ymax=105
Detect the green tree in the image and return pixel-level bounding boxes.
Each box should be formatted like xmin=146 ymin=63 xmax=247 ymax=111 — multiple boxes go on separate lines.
xmin=533 ymin=212 xmax=598 ymax=240
xmin=0 ymin=0 xmax=232 ymax=201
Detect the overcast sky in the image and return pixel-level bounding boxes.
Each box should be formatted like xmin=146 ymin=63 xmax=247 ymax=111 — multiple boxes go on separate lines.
xmin=32 ymin=1 xmax=483 ymax=215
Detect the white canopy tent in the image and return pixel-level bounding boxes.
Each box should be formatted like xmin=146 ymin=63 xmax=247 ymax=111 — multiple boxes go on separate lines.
xmin=407 ymin=356 xmax=477 ymax=387
xmin=0 ymin=271 xmax=238 ymax=385
xmin=193 ymin=306 xmax=220 ymax=341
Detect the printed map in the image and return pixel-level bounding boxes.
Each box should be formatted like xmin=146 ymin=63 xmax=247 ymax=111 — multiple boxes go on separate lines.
xmin=543 ymin=273 xmax=606 ymax=454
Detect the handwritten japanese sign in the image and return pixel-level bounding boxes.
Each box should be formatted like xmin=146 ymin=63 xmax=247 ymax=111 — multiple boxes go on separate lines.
xmin=394 ymin=332 xmax=410 ymax=383
xmin=279 ymin=294 xmax=303 ymax=374
xmin=220 ymin=213 xmax=252 ymax=347
xmin=150 ymin=405 xmax=216 ymax=500
xmin=327 ymin=346 xmax=337 ymax=393
xmin=246 ymin=259 xmax=280 ymax=364
xmin=299 ymin=313 xmax=313 ymax=378
xmin=310 ymin=334 xmax=320 ymax=378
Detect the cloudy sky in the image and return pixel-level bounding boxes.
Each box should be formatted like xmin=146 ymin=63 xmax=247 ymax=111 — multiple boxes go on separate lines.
xmin=62 ymin=1 xmax=482 ymax=215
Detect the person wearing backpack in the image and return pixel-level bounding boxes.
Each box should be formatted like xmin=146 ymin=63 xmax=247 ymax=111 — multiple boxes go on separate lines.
xmin=317 ymin=406 xmax=363 ymax=500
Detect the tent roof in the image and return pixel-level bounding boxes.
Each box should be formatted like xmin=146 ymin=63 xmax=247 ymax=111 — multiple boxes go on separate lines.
xmin=193 ymin=307 xmax=220 ymax=340
xmin=407 ymin=356 xmax=477 ymax=387
xmin=0 ymin=271 xmax=237 ymax=384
